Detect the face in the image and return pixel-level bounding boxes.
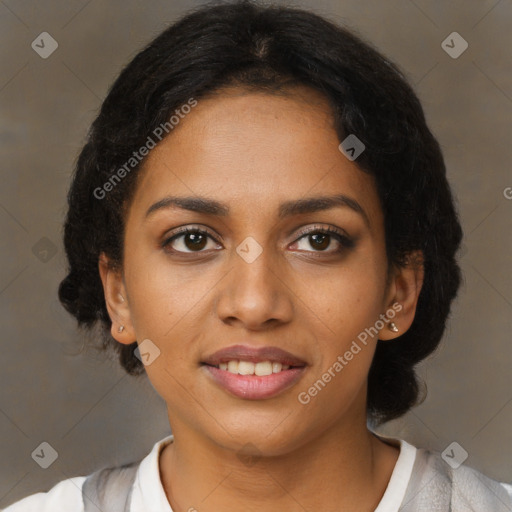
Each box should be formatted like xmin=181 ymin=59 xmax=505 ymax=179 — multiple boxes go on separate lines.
xmin=102 ymin=86 xmax=413 ymax=456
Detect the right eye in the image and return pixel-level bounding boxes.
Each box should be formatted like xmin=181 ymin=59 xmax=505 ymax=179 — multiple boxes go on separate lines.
xmin=162 ymin=227 xmax=222 ymax=254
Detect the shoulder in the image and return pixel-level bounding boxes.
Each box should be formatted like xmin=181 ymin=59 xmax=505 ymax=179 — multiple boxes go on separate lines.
xmin=2 ymin=476 xmax=86 ymax=512
xmin=403 ymin=446 xmax=512 ymax=511
xmin=2 ymin=435 xmax=174 ymax=512
xmin=502 ymin=482 xmax=512 ymax=500
xmin=447 ymin=456 xmax=512 ymax=509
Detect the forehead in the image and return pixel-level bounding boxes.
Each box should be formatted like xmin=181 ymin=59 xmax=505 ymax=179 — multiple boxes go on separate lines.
xmin=130 ymin=87 xmax=381 ymax=227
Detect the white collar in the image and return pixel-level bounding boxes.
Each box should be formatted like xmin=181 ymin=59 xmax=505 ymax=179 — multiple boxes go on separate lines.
xmin=374 ymin=437 xmax=417 ymax=512
xmin=132 ymin=434 xmax=175 ymax=512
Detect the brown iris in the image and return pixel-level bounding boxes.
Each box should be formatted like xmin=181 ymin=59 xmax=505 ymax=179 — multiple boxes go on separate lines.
xmin=184 ymin=232 xmax=208 ymax=251
xmin=309 ymin=233 xmax=330 ymax=251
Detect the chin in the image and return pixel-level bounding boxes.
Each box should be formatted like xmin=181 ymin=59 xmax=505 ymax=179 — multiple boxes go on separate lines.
xmin=207 ymin=421 xmax=305 ymax=458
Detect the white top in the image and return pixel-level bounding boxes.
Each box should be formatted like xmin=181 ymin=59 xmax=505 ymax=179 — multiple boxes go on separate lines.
xmin=3 ymin=435 xmax=512 ymax=512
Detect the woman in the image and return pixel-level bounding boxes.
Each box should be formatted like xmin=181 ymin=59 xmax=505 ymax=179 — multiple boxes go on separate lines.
xmin=5 ymin=1 xmax=511 ymax=510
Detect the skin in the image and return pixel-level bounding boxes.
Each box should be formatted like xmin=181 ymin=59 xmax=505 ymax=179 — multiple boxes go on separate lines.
xmin=99 ymin=85 xmax=424 ymax=512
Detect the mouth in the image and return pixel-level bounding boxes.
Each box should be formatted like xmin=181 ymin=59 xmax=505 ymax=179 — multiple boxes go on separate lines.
xmin=200 ymin=344 xmax=308 ymax=399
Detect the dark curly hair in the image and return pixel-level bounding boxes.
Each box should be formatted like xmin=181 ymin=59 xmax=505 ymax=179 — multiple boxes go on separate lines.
xmin=58 ymin=0 xmax=463 ymax=424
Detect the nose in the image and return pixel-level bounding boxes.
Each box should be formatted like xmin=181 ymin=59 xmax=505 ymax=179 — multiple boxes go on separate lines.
xmin=214 ymin=245 xmax=294 ymax=330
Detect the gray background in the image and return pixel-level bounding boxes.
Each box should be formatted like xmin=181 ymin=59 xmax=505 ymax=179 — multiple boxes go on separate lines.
xmin=1 ymin=0 xmax=511 ymax=507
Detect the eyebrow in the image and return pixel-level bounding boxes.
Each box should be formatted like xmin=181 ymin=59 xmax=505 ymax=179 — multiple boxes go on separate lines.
xmin=145 ymin=194 xmax=370 ymax=226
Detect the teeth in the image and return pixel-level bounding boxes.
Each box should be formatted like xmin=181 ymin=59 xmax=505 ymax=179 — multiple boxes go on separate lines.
xmin=255 ymin=361 xmax=273 ymax=376
xmin=215 ymin=360 xmax=293 ymax=375
xmin=227 ymin=360 xmax=239 ymax=373
xmin=238 ymin=361 xmax=255 ymax=375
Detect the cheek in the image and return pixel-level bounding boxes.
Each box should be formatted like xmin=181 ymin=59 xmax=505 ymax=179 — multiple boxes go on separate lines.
xmin=297 ymin=270 xmax=385 ymax=416
xmin=124 ymin=253 xmax=208 ymax=339
xmin=122 ymin=254 xmax=221 ymax=402
xmin=307 ymin=252 xmax=387 ymax=337
xmin=296 ymin=248 xmax=387 ymax=399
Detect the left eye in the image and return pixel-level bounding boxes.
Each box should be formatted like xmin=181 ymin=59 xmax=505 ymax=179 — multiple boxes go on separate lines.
xmin=293 ymin=229 xmax=353 ymax=253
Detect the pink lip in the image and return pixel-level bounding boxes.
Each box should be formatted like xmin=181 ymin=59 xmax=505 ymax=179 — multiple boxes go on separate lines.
xmin=201 ymin=344 xmax=307 ymax=367
xmin=202 ymin=365 xmax=307 ymax=400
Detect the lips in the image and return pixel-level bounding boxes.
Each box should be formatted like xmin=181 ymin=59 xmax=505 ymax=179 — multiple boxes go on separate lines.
xmin=202 ymin=365 xmax=306 ymax=400
xmin=201 ymin=344 xmax=307 ymax=367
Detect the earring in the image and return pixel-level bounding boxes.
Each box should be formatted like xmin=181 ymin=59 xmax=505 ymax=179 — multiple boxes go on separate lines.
xmin=118 ymin=325 xmax=125 ymax=333
xmin=388 ymin=322 xmax=399 ymax=333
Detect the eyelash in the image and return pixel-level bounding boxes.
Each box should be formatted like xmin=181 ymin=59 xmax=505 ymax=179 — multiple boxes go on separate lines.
xmin=161 ymin=224 xmax=355 ymax=255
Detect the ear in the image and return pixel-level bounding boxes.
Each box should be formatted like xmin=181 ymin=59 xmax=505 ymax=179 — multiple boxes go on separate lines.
xmin=378 ymin=250 xmax=424 ymax=341
xmin=98 ymin=253 xmax=135 ymax=345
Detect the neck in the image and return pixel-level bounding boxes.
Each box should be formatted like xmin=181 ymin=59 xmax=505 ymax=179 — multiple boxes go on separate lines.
xmin=159 ymin=413 xmax=399 ymax=512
